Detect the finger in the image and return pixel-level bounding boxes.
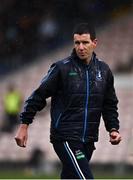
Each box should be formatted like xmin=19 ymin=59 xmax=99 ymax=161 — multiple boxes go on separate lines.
xmin=110 ymin=137 xmax=121 ymax=145
xmin=15 ymin=137 xmax=20 ymax=145
xmin=114 ymin=135 xmax=122 ymax=142
xmin=15 ymin=137 xmax=25 ymax=147
xmin=15 ymin=138 xmax=22 ymax=146
xmin=110 ymin=138 xmax=120 ymax=143
xmin=110 ymin=133 xmax=121 ymax=140
xmin=23 ymin=140 xmax=27 ymax=147
xmin=111 ymin=141 xmax=119 ymax=145
xmin=23 ymin=135 xmax=27 ymax=147
xmin=110 ymin=134 xmax=117 ymax=139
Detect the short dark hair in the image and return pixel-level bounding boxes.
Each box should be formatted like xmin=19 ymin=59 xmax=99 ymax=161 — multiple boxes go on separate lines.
xmin=73 ymin=23 xmax=96 ymax=40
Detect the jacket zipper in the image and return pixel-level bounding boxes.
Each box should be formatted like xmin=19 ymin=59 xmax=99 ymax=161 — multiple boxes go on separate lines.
xmin=82 ymin=69 xmax=89 ymax=142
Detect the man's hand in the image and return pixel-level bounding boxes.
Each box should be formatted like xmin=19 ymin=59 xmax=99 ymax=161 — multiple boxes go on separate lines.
xmin=109 ymin=131 xmax=122 ymax=145
xmin=15 ymin=124 xmax=29 ymax=148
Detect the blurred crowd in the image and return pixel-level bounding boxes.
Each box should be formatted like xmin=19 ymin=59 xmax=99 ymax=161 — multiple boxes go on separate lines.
xmin=0 ymin=0 xmax=132 ymax=76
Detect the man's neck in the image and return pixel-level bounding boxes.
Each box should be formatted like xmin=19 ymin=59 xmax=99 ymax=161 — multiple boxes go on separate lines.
xmin=84 ymin=55 xmax=93 ymax=65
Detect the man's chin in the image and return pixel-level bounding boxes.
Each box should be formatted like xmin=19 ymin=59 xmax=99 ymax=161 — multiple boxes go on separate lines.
xmin=79 ymin=56 xmax=87 ymax=60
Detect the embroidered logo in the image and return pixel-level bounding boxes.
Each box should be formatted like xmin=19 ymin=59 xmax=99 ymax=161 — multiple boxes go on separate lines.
xmin=75 ymin=150 xmax=85 ymax=160
xmin=96 ymin=71 xmax=102 ymax=81
xmin=69 ymin=72 xmax=78 ymax=76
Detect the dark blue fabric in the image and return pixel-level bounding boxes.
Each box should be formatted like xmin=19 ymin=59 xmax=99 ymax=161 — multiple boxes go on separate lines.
xmin=53 ymin=141 xmax=95 ymax=179
xmin=20 ymin=51 xmax=119 ymax=142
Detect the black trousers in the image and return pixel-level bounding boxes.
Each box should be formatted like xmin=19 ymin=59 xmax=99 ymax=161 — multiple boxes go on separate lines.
xmin=53 ymin=141 xmax=95 ymax=179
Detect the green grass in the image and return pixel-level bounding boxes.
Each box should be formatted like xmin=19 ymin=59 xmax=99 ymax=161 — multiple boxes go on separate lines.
xmin=93 ymin=168 xmax=133 ymax=179
xmin=0 ymin=170 xmax=58 ymax=179
xmin=0 ymin=170 xmax=133 ymax=179
xmin=94 ymin=172 xmax=133 ymax=179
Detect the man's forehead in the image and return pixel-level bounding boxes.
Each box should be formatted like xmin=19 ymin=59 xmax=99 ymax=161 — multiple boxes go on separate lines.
xmin=74 ymin=33 xmax=91 ymax=40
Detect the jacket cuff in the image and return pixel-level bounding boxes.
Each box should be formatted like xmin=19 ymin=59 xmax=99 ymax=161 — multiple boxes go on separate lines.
xmin=109 ymin=128 xmax=119 ymax=134
xmin=21 ymin=122 xmax=30 ymax=125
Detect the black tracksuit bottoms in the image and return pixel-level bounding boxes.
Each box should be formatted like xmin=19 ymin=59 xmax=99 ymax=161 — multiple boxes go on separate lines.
xmin=53 ymin=141 xmax=95 ymax=179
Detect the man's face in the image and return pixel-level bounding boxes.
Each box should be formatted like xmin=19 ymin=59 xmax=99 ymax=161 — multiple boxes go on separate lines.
xmin=74 ymin=33 xmax=97 ymax=63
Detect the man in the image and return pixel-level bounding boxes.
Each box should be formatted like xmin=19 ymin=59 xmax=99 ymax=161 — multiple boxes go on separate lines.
xmin=15 ymin=23 xmax=121 ymax=179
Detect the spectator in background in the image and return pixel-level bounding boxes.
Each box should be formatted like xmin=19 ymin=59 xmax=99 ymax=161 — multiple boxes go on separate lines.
xmin=38 ymin=12 xmax=59 ymax=48
xmin=1 ymin=84 xmax=22 ymax=133
xmin=28 ymin=147 xmax=45 ymax=174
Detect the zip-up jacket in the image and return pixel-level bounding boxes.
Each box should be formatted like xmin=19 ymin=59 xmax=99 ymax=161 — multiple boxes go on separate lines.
xmin=20 ymin=51 xmax=119 ymax=143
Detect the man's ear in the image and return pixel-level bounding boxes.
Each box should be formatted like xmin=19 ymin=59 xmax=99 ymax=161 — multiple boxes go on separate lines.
xmin=92 ymin=39 xmax=98 ymax=47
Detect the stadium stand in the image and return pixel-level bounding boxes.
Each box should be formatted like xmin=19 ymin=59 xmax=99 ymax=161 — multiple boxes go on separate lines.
xmin=0 ymin=11 xmax=133 ymax=168
xmin=96 ymin=12 xmax=133 ymax=72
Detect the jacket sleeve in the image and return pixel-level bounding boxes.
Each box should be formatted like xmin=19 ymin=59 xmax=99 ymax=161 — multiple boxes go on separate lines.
xmin=102 ymin=68 xmax=119 ymax=132
xmin=20 ymin=63 xmax=60 ymax=124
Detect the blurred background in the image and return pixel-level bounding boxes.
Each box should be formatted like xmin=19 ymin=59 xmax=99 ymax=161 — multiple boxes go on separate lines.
xmin=0 ymin=0 xmax=133 ymax=179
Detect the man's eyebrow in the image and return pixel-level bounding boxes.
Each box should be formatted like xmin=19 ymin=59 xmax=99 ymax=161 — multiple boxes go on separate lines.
xmin=74 ymin=40 xmax=80 ymax=44
xmin=74 ymin=40 xmax=90 ymax=43
xmin=82 ymin=40 xmax=90 ymax=43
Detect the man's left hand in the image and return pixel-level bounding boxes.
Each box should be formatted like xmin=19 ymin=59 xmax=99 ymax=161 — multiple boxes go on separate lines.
xmin=109 ymin=131 xmax=122 ymax=145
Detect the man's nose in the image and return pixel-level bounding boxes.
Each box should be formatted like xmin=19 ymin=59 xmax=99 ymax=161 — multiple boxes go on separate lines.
xmin=79 ymin=43 xmax=84 ymax=50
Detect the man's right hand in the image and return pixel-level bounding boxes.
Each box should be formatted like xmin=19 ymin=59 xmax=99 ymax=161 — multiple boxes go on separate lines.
xmin=15 ymin=124 xmax=29 ymax=148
